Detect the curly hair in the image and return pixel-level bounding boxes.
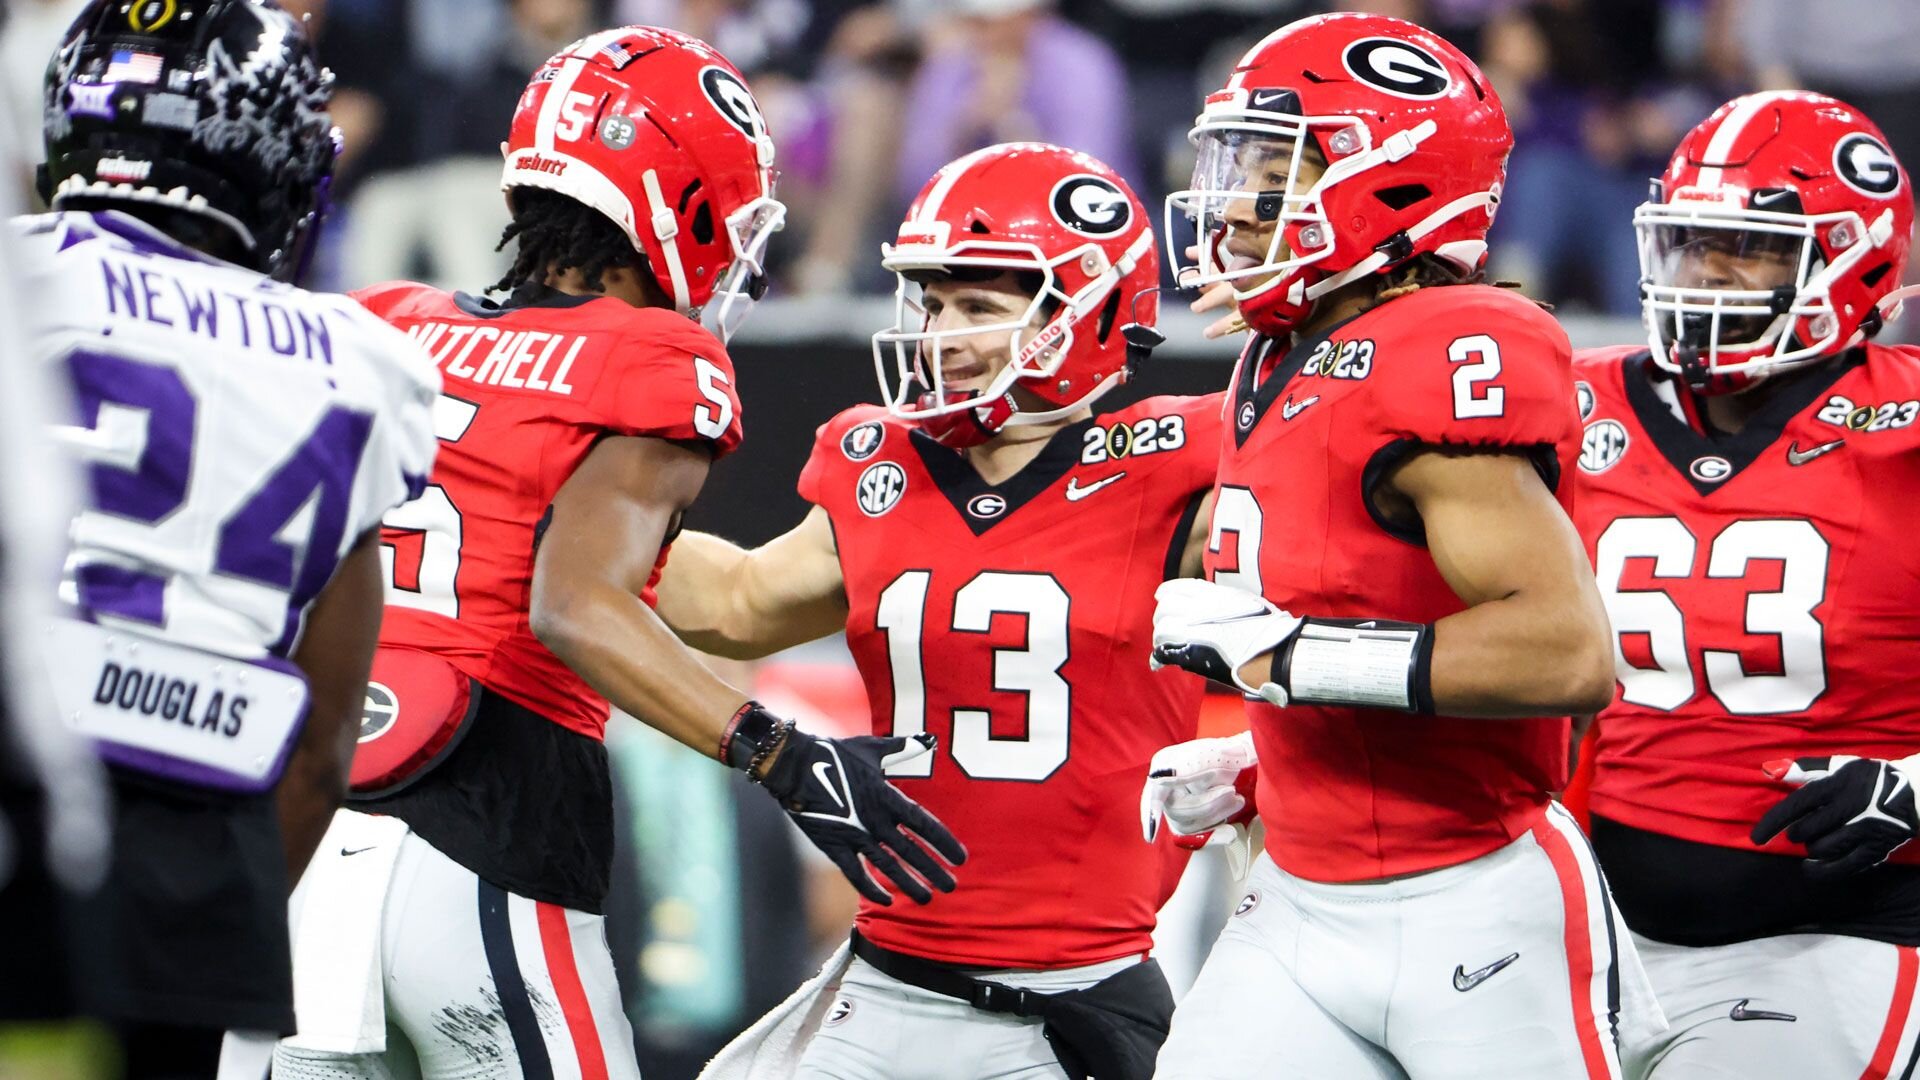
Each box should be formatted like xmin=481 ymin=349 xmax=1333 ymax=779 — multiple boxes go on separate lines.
xmin=492 ymin=188 xmax=644 ymax=294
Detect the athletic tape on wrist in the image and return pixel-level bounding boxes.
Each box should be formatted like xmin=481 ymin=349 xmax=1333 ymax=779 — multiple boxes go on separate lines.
xmin=1273 ymin=618 xmax=1435 ymax=713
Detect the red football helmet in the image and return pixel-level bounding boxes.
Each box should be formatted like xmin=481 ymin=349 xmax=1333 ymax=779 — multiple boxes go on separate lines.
xmin=874 ymin=143 xmax=1160 ymax=447
xmin=502 ymin=27 xmax=784 ymax=339
xmin=1637 ymin=91 xmax=1914 ymax=394
xmin=1166 ymin=13 xmax=1511 ymax=335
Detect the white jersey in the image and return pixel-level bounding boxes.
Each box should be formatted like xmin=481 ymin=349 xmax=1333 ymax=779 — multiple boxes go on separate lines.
xmin=14 ymin=210 xmax=439 ymax=660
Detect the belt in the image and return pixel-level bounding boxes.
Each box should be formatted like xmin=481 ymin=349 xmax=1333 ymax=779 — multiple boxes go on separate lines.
xmin=848 ymin=930 xmax=1051 ymax=1018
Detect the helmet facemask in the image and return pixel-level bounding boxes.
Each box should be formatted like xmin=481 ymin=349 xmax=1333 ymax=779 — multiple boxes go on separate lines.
xmin=1636 ymin=198 xmax=1891 ymax=392
xmin=873 ymin=238 xmax=1140 ymax=439
xmin=700 ymin=193 xmax=787 ymax=343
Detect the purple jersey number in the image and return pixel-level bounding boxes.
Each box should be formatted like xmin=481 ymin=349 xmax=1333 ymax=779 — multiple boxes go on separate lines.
xmin=66 ymin=347 xmax=372 ymax=655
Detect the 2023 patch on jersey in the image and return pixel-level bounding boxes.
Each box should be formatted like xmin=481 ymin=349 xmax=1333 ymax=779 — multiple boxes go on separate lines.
xmin=17 ymin=212 xmax=438 ymax=659
xmin=1211 ymin=284 xmax=1583 ymax=883
xmin=800 ymin=395 xmax=1222 ymax=967
xmin=356 ymin=282 xmax=744 ymax=740
xmin=1575 ymin=344 xmax=1920 ymax=866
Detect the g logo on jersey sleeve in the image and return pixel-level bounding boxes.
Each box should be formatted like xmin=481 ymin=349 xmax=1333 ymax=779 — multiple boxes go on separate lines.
xmin=1050 ymin=175 xmax=1133 ymax=237
xmin=1342 ymin=37 xmax=1452 ymax=100
xmin=1835 ymin=133 xmax=1903 ymax=198
xmin=857 ymin=461 xmax=907 ymax=517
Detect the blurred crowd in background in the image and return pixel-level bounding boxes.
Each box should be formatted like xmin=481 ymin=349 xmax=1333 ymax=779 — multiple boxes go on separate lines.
xmin=8 ymin=2 xmax=1920 ymax=1075
xmin=11 ymin=0 xmax=1920 ymax=317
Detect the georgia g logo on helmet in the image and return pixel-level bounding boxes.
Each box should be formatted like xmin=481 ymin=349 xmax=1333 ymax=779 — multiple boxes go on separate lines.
xmin=702 ymin=66 xmax=767 ymax=142
xmin=1050 ymin=174 xmax=1132 ymax=236
xmin=1342 ymin=36 xmax=1452 ymax=100
xmin=1835 ymin=132 xmax=1903 ymax=198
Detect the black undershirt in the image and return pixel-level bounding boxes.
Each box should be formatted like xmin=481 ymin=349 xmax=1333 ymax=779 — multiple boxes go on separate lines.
xmin=1591 ymin=815 xmax=1920 ymax=947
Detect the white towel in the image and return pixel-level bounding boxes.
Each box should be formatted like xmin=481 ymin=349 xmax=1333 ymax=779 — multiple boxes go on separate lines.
xmin=280 ymin=809 xmax=410 ymax=1054
xmin=697 ymin=941 xmax=853 ymax=1080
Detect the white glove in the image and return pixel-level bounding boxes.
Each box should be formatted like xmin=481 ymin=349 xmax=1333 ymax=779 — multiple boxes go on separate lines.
xmin=1150 ymin=579 xmax=1302 ymax=704
xmin=1141 ymin=730 xmax=1257 ymax=842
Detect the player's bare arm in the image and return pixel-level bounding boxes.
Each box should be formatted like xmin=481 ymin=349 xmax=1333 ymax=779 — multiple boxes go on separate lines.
xmin=530 ymin=432 xmax=752 ymax=755
xmin=1377 ymin=448 xmax=1616 ymax=717
xmin=279 ymin=529 xmax=387 ymax=881
xmin=653 ymin=505 xmax=849 ymax=660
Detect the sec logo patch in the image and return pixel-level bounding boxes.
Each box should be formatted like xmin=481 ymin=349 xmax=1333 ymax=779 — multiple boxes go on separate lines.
xmin=842 ymin=421 xmax=885 ymax=461
xmin=857 ymin=462 xmax=907 ymax=517
xmin=1579 ymin=419 xmax=1628 ymax=474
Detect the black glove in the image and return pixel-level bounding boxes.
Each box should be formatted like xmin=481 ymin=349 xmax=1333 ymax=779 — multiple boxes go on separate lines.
xmin=1752 ymin=755 xmax=1918 ymax=880
xmin=757 ymin=727 xmax=967 ymax=905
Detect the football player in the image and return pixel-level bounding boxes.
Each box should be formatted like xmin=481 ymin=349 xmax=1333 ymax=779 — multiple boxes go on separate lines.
xmin=1140 ymin=13 xmax=1661 ymax=1079
xmin=18 ymin=1 xmax=440 ymax=1075
xmin=1573 ymin=91 xmax=1920 ymax=1075
xmin=273 ymin=28 xmax=963 ymax=1080
xmin=655 ymin=143 xmax=1218 ymax=1080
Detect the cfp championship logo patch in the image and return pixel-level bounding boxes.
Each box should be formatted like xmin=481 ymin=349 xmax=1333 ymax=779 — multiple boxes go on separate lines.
xmin=1835 ymin=133 xmax=1903 ymax=198
xmin=1579 ymin=419 xmax=1628 ymax=474
xmin=1049 ymin=174 xmax=1132 ymax=237
xmin=841 ymin=420 xmax=885 ymax=461
xmin=359 ymin=681 xmax=399 ymax=743
xmin=1575 ymin=380 xmax=1596 ymax=421
xmin=701 ymin=66 xmax=767 ymax=143
xmin=1342 ymin=37 xmax=1452 ymax=100
xmin=857 ymin=461 xmax=907 ymax=517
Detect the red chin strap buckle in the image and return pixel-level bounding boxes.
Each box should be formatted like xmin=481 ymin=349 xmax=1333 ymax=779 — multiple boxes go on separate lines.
xmin=915 ymin=388 xmax=1017 ymax=449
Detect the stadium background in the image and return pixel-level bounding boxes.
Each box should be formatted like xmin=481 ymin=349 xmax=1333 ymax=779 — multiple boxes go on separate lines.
xmin=6 ymin=0 xmax=1920 ymax=1075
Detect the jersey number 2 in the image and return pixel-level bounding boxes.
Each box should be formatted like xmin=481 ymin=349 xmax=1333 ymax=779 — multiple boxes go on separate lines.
xmin=874 ymin=571 xmax=1070 ymax=782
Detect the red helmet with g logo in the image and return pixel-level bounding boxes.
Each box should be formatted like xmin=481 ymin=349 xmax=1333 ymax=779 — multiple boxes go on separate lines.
xmin=1166 ymin=13 xmax=1511 ymax=335
xmin=502 ymin=27 xmax=784 ymax=338
xmin=874 ymin=143 xmax=1160 ymax=447
xmin=1637 ymin=91 xmax=1914 ymax=394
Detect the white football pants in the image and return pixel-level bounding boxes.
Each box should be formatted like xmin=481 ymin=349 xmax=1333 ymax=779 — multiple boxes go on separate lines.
xmin=793 ymin=953 xmax=1140 ymax=1080
xmin=1156 ymin=802 xmax=1663 ymax=1079
xmin=1634 ymin=931 xmax=1920 ymax=1079
xmin=273 ymin=814 xmax=640 ymax=1080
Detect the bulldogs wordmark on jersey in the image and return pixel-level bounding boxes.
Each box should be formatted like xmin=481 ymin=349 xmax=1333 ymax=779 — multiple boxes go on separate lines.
xmin=800 ymin=395 xmax=1222 ymax=968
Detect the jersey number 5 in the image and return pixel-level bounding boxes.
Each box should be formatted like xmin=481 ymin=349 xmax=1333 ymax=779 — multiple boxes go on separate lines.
xmin=381 ymin=394 xmax=477 ymax=618
xmin=875 ymin=570 xmax=1070 ymax=782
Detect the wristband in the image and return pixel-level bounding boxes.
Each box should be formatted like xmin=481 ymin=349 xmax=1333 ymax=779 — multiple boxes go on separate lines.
xmin=1271 ymin=618 xmax=1435 ymax=713
xmin=721 ymin=701 xmax=789 ymax=774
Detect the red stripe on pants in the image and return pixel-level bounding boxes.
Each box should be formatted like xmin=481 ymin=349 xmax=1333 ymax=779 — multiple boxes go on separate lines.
xmin=537 ymin=901 xmax=610 ymax=1080
xmin=1531 ymin=819 xmax=1613 ymax=1079
xmin=1861 ymin=946 xmax=1919 ymax=1080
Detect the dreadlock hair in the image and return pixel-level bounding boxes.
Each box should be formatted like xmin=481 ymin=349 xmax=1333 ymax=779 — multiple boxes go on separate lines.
xmin=493 ymin=188 xmax=647 ymax=295
xmin=1372 ymin=253 xmax=1546 ymax=309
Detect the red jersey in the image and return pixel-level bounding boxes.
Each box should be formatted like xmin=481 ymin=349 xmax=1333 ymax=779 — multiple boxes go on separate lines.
xmin=355 ymin=283 xmax=743 ymax=739
xmin=801 ymin=396 xmax=1221 ymax=967
xmin=1210 ymin=285 xmax=1582 ymax=882
xmin=1574 ymin=344 xmax=1920 ymax=866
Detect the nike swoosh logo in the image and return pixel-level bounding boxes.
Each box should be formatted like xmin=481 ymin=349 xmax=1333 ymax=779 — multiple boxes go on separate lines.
xmin=1729 ymin=999 xmax=1797 ymax=1022
xmin=1065 ymin=472 xmax=1126 ymax=502
xmin=1282 ymin=395 xmax=1319 ymax=420
xmin=813 ymin=760 xmax=847 ymax=810
xmin=1786 ymin=439 xmax=1844 ymax=466
xmin=341 ymin=846 xmax=376 ymax=857
xmin=1752 ymin=190 xmax=1794 ymax=206
xmin=1452 ymin=952 xmax=1520 ymax=992
xmin=1251 ymin=90 xmax=1290 ymax=109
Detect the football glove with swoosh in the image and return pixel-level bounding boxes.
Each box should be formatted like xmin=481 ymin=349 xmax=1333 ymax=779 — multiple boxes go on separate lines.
xmin=1752 ymin=754 xmax=1920 ymax=880
xmin=758 ymin=729 xmax=968 ymax=905
xmin=1149 ymin=579 xmax=1302 ymax=703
